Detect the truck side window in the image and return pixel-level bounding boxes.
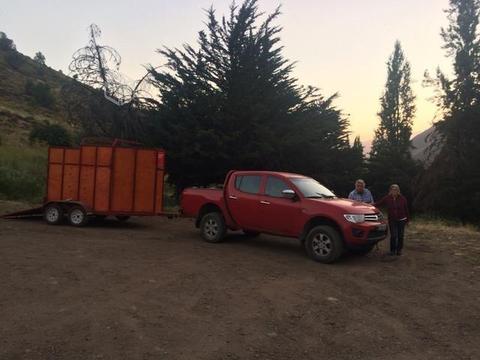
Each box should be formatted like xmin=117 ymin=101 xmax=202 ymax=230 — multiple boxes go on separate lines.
xmin=265 ymin=176 xmax=291 ymax=197
xmin=235 ymin=175 xmax=262 ymax=194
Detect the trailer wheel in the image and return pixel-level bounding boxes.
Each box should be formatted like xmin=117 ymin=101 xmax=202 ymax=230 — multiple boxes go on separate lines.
xmin=68 ymin=206 xmax=88 ymax=227
xmin=44 ymin=204 xmax=64 ymax=225
xmin=304 ymin=225 xmax=344 ymax=264
xmin=200 ymin=212 xmax=226 ymax=243
xmin=116 ymin=215 xmax=130 ymax=222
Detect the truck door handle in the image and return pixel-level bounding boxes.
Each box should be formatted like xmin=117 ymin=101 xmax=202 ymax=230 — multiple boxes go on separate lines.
xmin=260 ymin=201 xmax=271 ymax=205
xmin=229 ymin=195 xmax=238 ymax=200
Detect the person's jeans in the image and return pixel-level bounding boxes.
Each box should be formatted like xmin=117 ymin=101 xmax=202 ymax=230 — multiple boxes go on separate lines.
xmin=389 ymin=220 xmax=406 ymax=255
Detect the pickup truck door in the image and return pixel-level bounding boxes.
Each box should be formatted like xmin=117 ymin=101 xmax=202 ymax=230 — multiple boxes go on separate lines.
xmin=257 ymin=176 xmax=303 ymax=236
xmin=227 ymin=174 xmax=263 ymax=231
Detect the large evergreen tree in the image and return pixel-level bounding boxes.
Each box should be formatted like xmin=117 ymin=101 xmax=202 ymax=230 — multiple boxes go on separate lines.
xmin=415 ymin=0 xmax=480 ymax=223
xmin=148 ymin=0 xmax=356 ymax=193
xmin=368 ymin=41 xmax=418 ymax=200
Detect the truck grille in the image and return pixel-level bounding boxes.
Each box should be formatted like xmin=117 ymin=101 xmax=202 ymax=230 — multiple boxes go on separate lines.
xmin=365 ymin=213 xmax=383 ymax=222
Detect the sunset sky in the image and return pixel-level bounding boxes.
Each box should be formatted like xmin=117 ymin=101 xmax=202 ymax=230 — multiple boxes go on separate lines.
xmin=1 ymin=0 xmax=452 ymax=145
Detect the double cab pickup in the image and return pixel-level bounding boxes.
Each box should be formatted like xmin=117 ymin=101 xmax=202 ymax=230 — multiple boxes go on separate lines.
xmin=181 ymin=171 xmax=387 ymax=263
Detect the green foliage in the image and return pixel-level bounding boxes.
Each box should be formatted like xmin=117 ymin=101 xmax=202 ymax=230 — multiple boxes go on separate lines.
xmin=25 ymin=79 xmax=55 ymax=108
xmin=148 ymin=0 xmax=357 ymax=194
xmin=33 ymin=51 xmax=46 ymax=65
xmin=29 ymin=122 xmax=71 ymax=146
xmin=5 ymin=51 xmax=24 ymax=69
xmin=60 ymin=80 xmax=147 ymax=141
xmin=0 ymin=145 xmax=47 ymax=202
xmin=0 ymin=32 xmax=16 ymax=51
xmin=416 ymin=0 xmax=480 ymax=223
xmin=368 ymin=41 xmax=418 ymax=200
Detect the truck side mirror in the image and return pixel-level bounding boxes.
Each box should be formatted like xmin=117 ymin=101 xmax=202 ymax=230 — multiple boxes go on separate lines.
xmin=282 ymin=189 xmax=296 ymax=200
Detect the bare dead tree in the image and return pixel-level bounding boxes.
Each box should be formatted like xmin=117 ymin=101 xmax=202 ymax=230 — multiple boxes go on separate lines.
xmin=69 ymin=24 xmax=133 ymax=105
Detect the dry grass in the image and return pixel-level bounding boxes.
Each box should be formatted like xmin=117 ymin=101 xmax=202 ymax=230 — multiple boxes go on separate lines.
xmin=408 ymin=218 xmax=480 ymax=266
xmin=0 ymin=144 xmax=47 ymax=202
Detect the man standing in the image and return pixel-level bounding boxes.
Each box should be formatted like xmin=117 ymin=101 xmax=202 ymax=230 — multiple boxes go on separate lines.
xmin=348 ymin=179 xmax=374 ymax=204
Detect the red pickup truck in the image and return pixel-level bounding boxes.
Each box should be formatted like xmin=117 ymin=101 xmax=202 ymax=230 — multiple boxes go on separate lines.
xmin=181 ymin=171 xmax=387 ymax=263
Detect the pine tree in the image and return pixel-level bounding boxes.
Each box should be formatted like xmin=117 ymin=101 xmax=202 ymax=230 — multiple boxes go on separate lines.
xmin=368 ymin=41 xmax=417 ymax=200
xmin=148 ymin=0 xmax=354 ymax=193
xmin=415 ymin=0 xmax=480 ymax=223
xmin=34 ymin=51 xmax=46 ymax=65
xmin=0 ymin=32 xmax=16 ymax=51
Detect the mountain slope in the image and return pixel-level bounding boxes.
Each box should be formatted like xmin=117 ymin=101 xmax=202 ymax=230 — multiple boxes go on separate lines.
xmin=0 ymin=48 xmax=77 ymax=145
xmin=411 ymin=126 xmax=440 ymax=163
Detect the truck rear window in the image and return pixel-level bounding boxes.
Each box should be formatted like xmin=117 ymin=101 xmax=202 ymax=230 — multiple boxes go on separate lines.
xmin=235 ymin=175 xmax=261 ymax=194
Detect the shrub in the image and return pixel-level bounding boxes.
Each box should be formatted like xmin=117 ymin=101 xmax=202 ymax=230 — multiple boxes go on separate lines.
xmin=34 ymin=51 xmax=46 ymax=65
xmin=0 ymin=32 xmax=16 ymax=51
xmin=25 ymin=80 xmax=55 ymax=108
xmin=29 ymin=122 xmax=71 ymax=146
xmin=5 ymin=51 xmax=24 ymax=69
xmin=0 ymin=145 xmax=47 ymax=202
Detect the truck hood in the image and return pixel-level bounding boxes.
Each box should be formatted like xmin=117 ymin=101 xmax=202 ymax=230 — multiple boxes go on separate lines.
xmin=305 ymin=197 xmax=378 ymax=214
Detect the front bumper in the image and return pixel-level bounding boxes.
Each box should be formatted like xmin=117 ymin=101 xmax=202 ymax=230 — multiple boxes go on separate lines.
xmin=343 ymin=221 xmax=388 ymax=246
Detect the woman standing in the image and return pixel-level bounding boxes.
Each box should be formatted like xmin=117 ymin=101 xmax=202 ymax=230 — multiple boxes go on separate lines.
xmin=375 ymin=184 xmax=409 ymax=256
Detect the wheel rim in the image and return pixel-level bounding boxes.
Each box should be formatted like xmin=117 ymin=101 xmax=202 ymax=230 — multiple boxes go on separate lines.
xmin=70 ymin=209 xmax=84 ymax=225
xmin=312 ymin=233 xmax=333 ymax=257
xmin=204 ymin=218 xmax=219 ymax=240
xmin=46 ymin=207 xmax=59 ymax=222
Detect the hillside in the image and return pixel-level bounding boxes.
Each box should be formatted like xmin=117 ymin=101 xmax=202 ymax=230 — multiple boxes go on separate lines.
xmin=0 ymin=47 xmax=76 ymax=145
xmin=0 ymin=43 xmax=134 ymax=146
xmin=0 ymin=42 xmax=142 ymax=202
xmin=411 ymin=126 xmax=440 ymax=164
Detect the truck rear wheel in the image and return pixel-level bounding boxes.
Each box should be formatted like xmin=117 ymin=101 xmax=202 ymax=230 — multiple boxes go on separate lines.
xmin=44 ymin=204 xmax=64 ymax=225
xmin=304 ymin=225 xmax=344 ymax=264
xmin=68 ymin=206 xmax=88 ymax=227
xmin=200 ymin=212 xmax=226 ymax=243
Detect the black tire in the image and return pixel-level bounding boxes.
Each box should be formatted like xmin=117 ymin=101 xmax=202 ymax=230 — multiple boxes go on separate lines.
xmin=243 ymin=230 xmax=260 ymax=237
xmin=304 ymin=225 xmax=344 ymax=264
xmin=68 ymin=206 xmax=88 ymax=227
xmin=349 ymin=244 xmax=375 ymax=255
xmin=200 ymin=212 xmax=226 ymax=243
xmin=116 ymin=215 xmax=130 ymax=222
xmin=44 ymin=204 xmax=64 ymax=225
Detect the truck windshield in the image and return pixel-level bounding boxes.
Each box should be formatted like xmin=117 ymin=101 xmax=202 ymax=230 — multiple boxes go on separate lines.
xmin=291 ymin=178 xmax=336 ymax=199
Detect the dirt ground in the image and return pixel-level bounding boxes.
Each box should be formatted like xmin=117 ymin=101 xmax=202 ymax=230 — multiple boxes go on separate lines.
xmin=1 ymin=202 xmax=479 ymax=360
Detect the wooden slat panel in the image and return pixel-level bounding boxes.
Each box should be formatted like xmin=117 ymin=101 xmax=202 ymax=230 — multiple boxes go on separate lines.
xmin=111 ymin=148 xmax=136 ymax=212
xmin=65 ymin=149 xmax=80 ymax=164
xmin=49 ymin=148 xmax=64 ymax=163
xmin=47 ymin=164 xmax=63 ymax=201
xmin=97 ymin=147 xmax=112 ymax=166
xmin=62 ymin=165 xmax=80 ymax=200
xmin=155 ymin=170 xmax=164 ymax=214
xmin=79 ymin=166 xmax=95 ymax=208
xmin=134 ymin=150 xmax=156 ymax=212
xmin=94 ymin=167 xmax=111 ymax=211
xmin=81 ymin=146 xmax=96 ymax=165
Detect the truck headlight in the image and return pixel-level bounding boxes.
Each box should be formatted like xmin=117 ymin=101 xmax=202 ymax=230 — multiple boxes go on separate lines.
xmin=344 ymin=214 xmax=365 ymax=224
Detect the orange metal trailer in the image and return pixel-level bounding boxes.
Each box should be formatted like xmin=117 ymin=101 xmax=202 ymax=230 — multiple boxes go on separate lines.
xmin=3 ymin=141 xmax=167 ymax=226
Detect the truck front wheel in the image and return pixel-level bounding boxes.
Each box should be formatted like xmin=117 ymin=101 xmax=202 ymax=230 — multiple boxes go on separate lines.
xmin=304 ymin=225 xmax=344 ymax=264
xmin=200 ymin=212 xmax=226 ymax=243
